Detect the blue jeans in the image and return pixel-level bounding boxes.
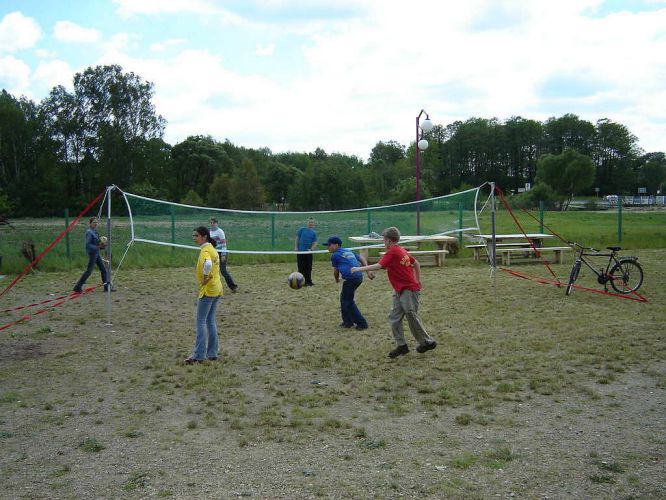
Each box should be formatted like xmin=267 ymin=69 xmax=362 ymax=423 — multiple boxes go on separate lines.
xmin=74 ymin=252 xmax=108 ymax=292
xmin=340 ymin=277 xmax=368 ymax=328
xmin=218 ymin=253 xmax=238 ymax=290
xmin=193 ymin=295 xmax=220 ymax=360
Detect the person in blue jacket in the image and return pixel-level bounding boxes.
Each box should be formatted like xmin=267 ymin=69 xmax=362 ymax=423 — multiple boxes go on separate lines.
xmin=326 ymin=236 xmax=374 ymax=330
xmin=73 ymin=217 xmax=110 ymax=293
xmin=294 ymin=217 xmax=317 ymax=286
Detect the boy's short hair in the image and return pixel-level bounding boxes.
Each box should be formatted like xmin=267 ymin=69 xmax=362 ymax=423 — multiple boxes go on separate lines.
xmin=89 ymin=217 xmax=98 ymax=224
xmin=382 ymin=226 xmax=401 ymax=243
xmin=209 ymin=217 xmax=218 ymax=224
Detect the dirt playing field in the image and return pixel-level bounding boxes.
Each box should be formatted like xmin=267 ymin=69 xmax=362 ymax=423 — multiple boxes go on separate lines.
xmin=1 ymin=251 xmax=664 ymax=498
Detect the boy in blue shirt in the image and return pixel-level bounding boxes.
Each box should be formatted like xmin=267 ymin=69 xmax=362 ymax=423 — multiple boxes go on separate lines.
xmin=295 ymin=217 xmax=317 ymax=286
xmin=326 ymin=236 xmax=374 ymax=330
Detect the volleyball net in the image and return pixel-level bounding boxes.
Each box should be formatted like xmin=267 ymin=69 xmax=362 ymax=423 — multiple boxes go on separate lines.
xmin=117 ymin=185 xmax=484 ymax=255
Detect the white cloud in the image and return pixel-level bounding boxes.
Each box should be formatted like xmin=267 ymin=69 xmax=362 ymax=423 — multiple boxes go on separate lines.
xmin=33 ymin=59 xmax=74 ymax=91
xmin=0 ymin=55 xmax=32 ymax=95
xmin=255 ymin=43 xmax=275 ymax=57
xmin=53 ymin=21 xmax=102 ymax=43
xmin=103 ymin=32 xmax=140 ymax=53
xmin=150 ymin=38 xmax=187 ymax=52
xmin=0 ymin=11 xmax=42 ymax=53
xmin=113 ymin=0 xmax=246 ymax=25
xmin=6 ymin=0 xmax=665 ymax=156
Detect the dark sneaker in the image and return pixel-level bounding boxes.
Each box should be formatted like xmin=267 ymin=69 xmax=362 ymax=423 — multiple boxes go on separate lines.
xmin=416 ymin=341 xmax=437 ymax=353
xmin=230 ymin=286 xmax=238 ymax=293
xmin=388 ymin=344 xmax=409 ymax=358
xmin=355 ymin=325 xmax=368 ymax=330
xmin=184 ymin=357 xmax=203 ymax=365
xmin=339 ymin=323 xmax=353 ymax=328
xmin=73 ymin=288 xmax=82 ymax=294
xmin=207 ymin=357 xmax=218 ymax=361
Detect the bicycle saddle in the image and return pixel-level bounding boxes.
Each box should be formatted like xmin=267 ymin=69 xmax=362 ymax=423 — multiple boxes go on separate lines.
xmin=607 ymin=246 xmax=621 ymax=251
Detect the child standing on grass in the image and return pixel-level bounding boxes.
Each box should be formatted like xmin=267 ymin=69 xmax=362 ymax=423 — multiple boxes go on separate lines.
xmin=325 ymin=236 xmax=374 ymax=330
xmin=295 ymin=217 xmax=317 ymax=286
xmin=351 ymin=226 xmax=436 ymax=358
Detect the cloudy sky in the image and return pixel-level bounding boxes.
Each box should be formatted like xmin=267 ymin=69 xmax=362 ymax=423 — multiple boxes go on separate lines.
xmin=1 ymin=0 xmax=665 ymax=159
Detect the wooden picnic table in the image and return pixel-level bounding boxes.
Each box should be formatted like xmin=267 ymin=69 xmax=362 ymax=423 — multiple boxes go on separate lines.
xmin=468 ymin=233 xmax=569 ymax=264
xmin=473 ymin=233 xmax=553 ymax=247
xmin=348 ymin=234 xmax=457 ymax=266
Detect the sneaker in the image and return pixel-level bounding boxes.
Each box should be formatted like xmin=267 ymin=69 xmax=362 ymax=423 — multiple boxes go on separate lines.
xmin=207 ymin=357 xmax=218 ymax=361
xmin=339 ymin=323 xmax=353 ymax=328
xmin=230 ymin=286 xmax=238 ymax=293
xmin=388 ymin=344 xmax=409 ymax=358
xmin=73 ymin=288 xmax=82 ymax=294
xmin=184 ymin=357 xmax=203 ymax=365
xmin=355 ymin=325 xmax=368 ymax=330
xmin=416 ymin=341 xmax=437 ymax=353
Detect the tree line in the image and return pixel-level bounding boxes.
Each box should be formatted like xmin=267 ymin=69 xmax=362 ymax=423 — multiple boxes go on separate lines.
xmin=1 ymin=64 xmax=664 ymax=216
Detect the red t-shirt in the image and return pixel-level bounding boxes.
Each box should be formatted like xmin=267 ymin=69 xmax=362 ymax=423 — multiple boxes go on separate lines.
xmin=378 ymin=245 xmax=421 ymax=292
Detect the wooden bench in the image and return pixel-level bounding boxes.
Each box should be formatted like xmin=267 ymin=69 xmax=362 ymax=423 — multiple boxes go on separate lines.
xmin=497 ymin=246 xmax=572 ymax=265
xmin=379 ymin=249 xmax=449 ymax=267
xmin=466 ymin=243 xmax=532 ymax=260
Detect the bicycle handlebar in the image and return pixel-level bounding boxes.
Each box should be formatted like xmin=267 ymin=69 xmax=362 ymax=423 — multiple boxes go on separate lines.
xmin=568 ymin=241 xmax=599 ymax=253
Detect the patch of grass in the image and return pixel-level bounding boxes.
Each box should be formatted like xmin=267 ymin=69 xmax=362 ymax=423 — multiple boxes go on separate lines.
xmin=123 ymin=471 xmax=149 ymax=491
xmin=599 ymin=461 xmax=624 ymax=473
xmin=0 ymin=391 xmax=20 ymax=404
xmin=451 ymin=452 xmax=478 ymax=469
xmin=589 ymin=474 xmax=614 ymax=484
xmin=358 ymin=437 xmax=386 ymax=450
xmin=78 ymin=437 xmax=104 ymax=453
xmin=123 ymin=430 xmax=143 ymax=438
xmin=482 ymin=446 xmax=515 ymax=468
xmin=455 ymin=413 xmax=472 ymax=425
xmin=49 ymin=465 xmax=71 ymax=478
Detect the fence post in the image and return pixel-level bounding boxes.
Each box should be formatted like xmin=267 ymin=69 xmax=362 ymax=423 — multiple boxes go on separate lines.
xmin=170 ymin=205 xmax=176 ymax=249
xmin=271 ymin=210 xmax=276 ymax=250
xmin=539 ymin=201 xmax=544 ymax=233
xmin=458 ymin=202 xmax=463 ymax=245
xmin=617 ymin=194 xmax=622 ymax=243
xmin=64 ymin=208 xmax=71 ymax=260
xmin=367 ymin=209 xmax=371 ymax=235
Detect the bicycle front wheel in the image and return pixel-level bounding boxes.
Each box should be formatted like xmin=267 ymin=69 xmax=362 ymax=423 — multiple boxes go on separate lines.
xmin=610 ymin=259 xmax=644 ymax=293
xmin=566 ymin=260 xmax=581 ymax=296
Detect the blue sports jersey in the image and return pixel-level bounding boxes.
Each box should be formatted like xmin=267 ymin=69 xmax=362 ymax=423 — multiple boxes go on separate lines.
xmin=331 ymin=248 xmax=362 ymax=280
xmin=297 ymin=227 xmax=317 ymax=251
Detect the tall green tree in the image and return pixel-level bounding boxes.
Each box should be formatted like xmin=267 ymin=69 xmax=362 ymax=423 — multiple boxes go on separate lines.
xmin=637 ymin=152 xmax=666 ymax=195
xmin=544 ymin=114 xmax=595 ymax=156
xmin=593 ymin=118 xmax=639 ymax=194
xmin=229 ymin=159 xmax=266 ymax=209
xmin=169 ymin=135 xmax=232 ymax=201
xmin=536 ymin=148 xmax=595 ymax=209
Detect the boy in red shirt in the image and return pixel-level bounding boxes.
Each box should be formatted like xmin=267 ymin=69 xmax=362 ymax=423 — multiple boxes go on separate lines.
xmin=351 ymin=226 xmax=436 ymax=358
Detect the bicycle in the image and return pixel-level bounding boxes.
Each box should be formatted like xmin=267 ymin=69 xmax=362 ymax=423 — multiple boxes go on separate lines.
xmin=565 ymin=242 xmax=644 ymax=296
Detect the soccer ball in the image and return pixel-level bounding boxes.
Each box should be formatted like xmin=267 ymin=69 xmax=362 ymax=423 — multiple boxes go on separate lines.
xmin=287 ymin=271 xmax=305 ymax=289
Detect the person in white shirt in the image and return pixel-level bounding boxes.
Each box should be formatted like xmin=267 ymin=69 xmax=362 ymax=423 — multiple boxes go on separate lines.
xmin=208 ymin=217 xmax=239 ymax=292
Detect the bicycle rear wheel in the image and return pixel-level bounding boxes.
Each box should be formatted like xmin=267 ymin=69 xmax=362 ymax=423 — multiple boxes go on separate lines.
xmin=609 ymin=259 xmax=644 ymax=293
xmin=566 ymin=260 xmax=581 ymax=296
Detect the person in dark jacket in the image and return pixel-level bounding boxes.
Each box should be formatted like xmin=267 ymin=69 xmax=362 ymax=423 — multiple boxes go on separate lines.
xmin=73 ymin=217 xmax=110 ymax=293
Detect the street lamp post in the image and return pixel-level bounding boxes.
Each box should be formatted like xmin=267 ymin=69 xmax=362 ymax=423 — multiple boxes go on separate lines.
xmin=415 ymin=109 xmax=433 ymax=235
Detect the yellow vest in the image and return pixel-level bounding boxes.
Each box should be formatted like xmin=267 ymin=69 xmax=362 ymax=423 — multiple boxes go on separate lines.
xmin=196 ymin=243 xmax=223 ymax=298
